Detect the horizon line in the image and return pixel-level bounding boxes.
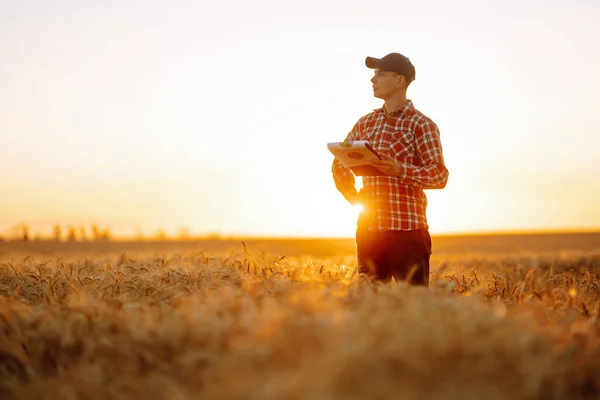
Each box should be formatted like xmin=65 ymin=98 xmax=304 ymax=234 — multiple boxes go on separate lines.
xmin=4 ymin=226 xmax=600 ymax=242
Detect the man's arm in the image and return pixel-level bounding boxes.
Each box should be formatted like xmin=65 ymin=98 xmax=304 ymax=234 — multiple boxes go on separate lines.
xmin=331 ymin=123 xmax=360 ymax=203
xmin=400 ymin=119 xmax=449 ymax=189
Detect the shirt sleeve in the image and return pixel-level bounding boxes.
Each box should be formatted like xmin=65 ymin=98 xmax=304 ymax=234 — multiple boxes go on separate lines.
xmin=399 ymin=119 xmax=449 ymax=189
xmin=331 ymin=122 xmax=359 ymax=199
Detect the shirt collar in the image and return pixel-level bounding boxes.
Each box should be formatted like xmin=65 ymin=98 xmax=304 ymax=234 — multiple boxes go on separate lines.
xmin=375 ymin=99 xmax=415 ymax=117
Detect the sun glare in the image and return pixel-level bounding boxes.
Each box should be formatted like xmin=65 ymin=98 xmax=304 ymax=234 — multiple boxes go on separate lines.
xmin=353 ymin=204 xmax=364 ymax=213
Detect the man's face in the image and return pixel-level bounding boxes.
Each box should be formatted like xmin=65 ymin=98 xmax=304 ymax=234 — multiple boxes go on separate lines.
xmin=370 ymin=68 xmax=404 ymax=99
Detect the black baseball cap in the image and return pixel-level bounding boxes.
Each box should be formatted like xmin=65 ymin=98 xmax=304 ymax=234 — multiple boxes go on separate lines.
xmin=365 ymin=53 xmax=415 ymax=83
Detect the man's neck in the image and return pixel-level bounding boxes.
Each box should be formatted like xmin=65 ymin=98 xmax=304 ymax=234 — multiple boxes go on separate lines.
xmin=383 ymin=93 xmax=407 ymax=114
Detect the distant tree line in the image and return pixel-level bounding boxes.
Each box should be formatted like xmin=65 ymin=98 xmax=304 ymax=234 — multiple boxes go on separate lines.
xmin=0 ymin=223 xmax=224 ymax=243
xmin=1 ymin=224 xmax=112 ymax=242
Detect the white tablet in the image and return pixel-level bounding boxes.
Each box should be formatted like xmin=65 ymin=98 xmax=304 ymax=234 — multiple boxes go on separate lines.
xmin=327 ymin=140 xmax=386 ymax=176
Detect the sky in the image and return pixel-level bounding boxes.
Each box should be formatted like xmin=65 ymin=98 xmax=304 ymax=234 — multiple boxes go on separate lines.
xmin=1 ymin=0 xmax=599 ymax=239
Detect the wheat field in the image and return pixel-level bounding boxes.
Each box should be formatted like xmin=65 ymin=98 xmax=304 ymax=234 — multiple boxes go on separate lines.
xmin=1 ymin=234 xmax=599 ymax=400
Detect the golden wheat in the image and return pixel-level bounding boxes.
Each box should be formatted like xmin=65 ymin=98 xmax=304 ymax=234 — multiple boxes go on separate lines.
xmin=0 ymin=245 xmax=599 ymax=399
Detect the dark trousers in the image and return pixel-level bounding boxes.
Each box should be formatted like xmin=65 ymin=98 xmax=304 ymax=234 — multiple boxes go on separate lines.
xmin=355 ymin=227 xmax=432 ymax=287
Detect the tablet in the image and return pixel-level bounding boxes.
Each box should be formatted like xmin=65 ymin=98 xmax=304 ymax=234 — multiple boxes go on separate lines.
xmin=327 ymin=140 xmax=387 ymax=176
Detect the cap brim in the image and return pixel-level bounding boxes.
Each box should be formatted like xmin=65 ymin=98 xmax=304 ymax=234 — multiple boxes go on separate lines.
xmin=365 ymin=56 xmax=380 ymax=69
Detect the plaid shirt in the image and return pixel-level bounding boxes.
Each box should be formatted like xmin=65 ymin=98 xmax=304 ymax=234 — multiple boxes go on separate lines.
xmin=332 ymin=99 xmax=448 ymax=231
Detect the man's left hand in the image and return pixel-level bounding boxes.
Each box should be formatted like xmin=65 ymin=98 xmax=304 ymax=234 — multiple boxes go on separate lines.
xmin=371 ymin=154 xmax=404 ymax=177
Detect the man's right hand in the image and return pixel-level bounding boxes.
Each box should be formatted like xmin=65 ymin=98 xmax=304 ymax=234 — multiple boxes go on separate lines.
xmin=332 ymin=159 xmax=364 ymax=205
xmin=332 ymin=159 xmax=355 ymax=189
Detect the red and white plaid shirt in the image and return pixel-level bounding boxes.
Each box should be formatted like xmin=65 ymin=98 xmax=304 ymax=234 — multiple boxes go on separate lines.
xmin=332 ymin=99 xmax=449 ymax=231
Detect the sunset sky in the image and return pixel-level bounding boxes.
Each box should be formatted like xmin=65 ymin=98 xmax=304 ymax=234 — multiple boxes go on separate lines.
xmin=2 ymin=0 xmax=599 ymax=239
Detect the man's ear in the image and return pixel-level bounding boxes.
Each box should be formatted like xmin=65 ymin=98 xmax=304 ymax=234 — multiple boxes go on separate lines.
xmin=397 ymin=74 xmax=407 ymax=88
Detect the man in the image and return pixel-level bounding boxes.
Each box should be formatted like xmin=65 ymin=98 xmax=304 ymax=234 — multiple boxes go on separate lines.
xmin=332 ymin=52 xmax=449 ymax=288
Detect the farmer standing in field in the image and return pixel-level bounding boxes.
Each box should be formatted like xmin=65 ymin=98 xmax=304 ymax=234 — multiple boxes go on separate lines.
xmin=332 ymin=52 xmax=449 ymax=288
